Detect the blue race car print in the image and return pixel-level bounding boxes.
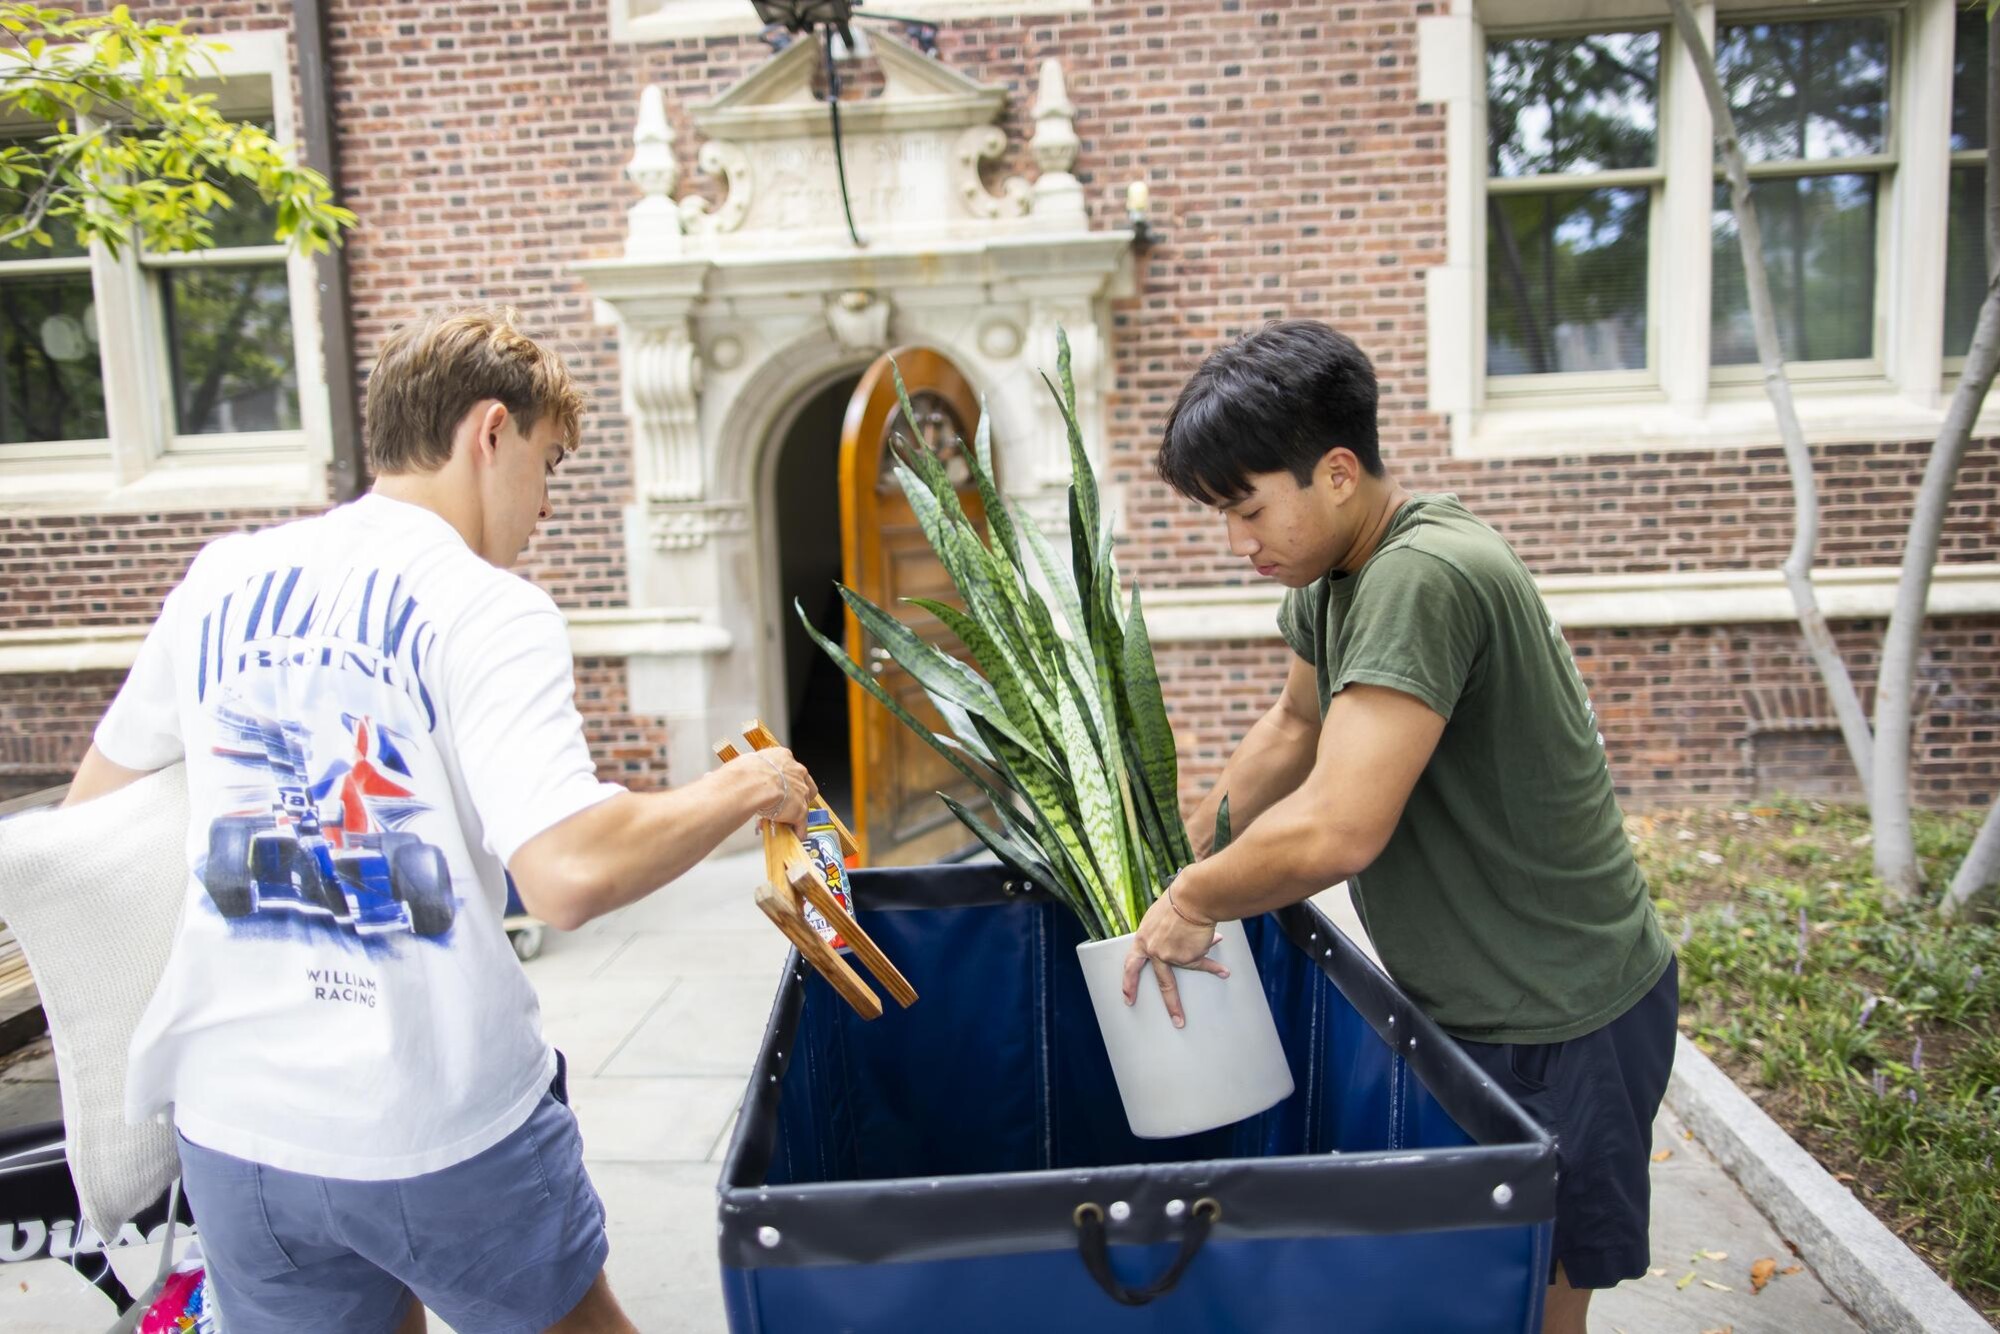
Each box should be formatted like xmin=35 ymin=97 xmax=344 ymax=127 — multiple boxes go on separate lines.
xmin=202 ymin=705 xmax=454 ymax=938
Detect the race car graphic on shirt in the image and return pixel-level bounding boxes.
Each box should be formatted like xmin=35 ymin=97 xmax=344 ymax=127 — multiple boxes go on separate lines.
xmin=202 ymin=698 xmax=456 ymax=939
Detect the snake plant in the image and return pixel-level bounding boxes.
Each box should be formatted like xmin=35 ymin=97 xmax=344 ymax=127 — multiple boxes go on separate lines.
xmin=797 ymin=331 xmax=1195 ymax=941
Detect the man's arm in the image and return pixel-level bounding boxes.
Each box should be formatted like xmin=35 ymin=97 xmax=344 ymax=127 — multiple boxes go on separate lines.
xmin=1121 ymin=682 xmax=1443 ymax=1015
xmin=1178 ymin=683 xmax=1442 ymax=920
xmin=507 ymin=750 xmax=814 ymax=931
xmin=61 ymin=745 xmax=158 ymax=808
xmin=1185 ymin=652 xmax=1323 ymax=857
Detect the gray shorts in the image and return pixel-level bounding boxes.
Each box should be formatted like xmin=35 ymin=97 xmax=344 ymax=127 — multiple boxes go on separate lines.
xmin=174 ymin=1063 xmax=608 ymax=1334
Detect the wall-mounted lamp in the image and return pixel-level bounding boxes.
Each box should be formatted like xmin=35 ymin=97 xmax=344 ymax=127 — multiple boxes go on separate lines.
xmin=1126 ymin=180 xmax=1159 ymax=248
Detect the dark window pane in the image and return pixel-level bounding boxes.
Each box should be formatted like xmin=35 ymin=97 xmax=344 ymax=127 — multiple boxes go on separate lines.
xmin=1487 ymin=31 xmax=1660 ymax=177
xmin=1946 ymin=165 xmax=1986 ymax=357
xmin=1487 ymin=187 xmax=1649 ymax=375
xmin=0 ymin=272 xmax=106 ymax=442
xmin=162 ymin=263 xmax=298 ymax=435
xmin=1717 ymin=17 xmax=1890 ymax=163
xmin=1712 ymin=175 xmax=1877 ymax=365
xmin=1953 ymin=10 xmax=1988 ymax=153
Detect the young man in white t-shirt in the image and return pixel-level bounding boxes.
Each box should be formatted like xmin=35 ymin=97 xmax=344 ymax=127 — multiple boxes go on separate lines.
xmin=62 ymin=307 xmax=815 ymax=1334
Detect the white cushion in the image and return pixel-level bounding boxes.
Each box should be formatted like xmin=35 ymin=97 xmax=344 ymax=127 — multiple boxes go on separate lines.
xmin=0 ymin=765 xmax=187 ymax=1235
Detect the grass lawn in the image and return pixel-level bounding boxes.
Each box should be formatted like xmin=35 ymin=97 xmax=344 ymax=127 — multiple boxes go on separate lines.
xmin=1632 ymin=800 xmax=1999 ymax=1326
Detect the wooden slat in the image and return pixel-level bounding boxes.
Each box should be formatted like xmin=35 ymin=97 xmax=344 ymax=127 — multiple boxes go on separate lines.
xmin=753 ymin=882 xmax=882 ymax=1020
xmin=779 ymin=843 xmax=918 ymax=1009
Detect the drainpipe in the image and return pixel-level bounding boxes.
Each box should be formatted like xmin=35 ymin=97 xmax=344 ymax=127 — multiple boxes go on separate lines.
xmin=293 ymin=0 xmax=365 ymax=502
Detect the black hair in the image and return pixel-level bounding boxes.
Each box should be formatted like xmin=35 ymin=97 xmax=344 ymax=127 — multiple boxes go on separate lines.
xmin=1155 ymin=320 xmax=1382 ymax=506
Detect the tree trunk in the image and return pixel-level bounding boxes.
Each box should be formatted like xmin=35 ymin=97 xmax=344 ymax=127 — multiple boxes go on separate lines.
xmin=1666 ymin=0 xmax=1875 ymax=798
xmin=1943 ymin=789 xmax=2000 ymax=919
xmin=1882 ymin=23 xmax=2000 ymax=902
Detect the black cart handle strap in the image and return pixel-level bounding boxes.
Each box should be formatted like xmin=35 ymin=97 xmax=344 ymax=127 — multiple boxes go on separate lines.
xmin=1072 ymin=1197 xmax=1221 ymax=1307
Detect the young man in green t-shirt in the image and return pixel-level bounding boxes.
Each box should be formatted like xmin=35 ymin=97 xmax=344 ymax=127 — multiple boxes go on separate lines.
xmin=1127 ymin=320 xmax=1676 ymax=1334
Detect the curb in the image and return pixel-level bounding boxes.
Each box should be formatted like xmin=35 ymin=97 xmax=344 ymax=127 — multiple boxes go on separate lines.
xmin=1665 ymin=1034 xmax=1992 ymax=1334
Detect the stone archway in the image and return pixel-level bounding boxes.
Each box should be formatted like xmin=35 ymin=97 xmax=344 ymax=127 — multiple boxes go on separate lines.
xmin=575 ymin=33 xmax=1133 ymax=797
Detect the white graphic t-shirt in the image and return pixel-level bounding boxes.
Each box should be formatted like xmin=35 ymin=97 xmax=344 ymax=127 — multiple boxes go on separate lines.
xmin=96 ymin=493 xmax=624 ymax=1180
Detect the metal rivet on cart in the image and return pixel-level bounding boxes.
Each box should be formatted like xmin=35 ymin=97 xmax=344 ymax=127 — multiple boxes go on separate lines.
xmin=1108 ymin=1201 xmax=1131 ymax=1222
xmin=1164 ymin=1199 xmax=1186 ymax=1218
xmin=1492 ymin=1184 xmax=1513 ymax=1208
xmin=758 ymin=1226 xmax=782 ymax=1248
xmin=1003 ymin=881 xmax=1014 ymax=894
xmin=1386 ymin=1015 xmax=1396 ymax=1027
xmin=1407 ymin=1037 xmax=1418 ymax=1051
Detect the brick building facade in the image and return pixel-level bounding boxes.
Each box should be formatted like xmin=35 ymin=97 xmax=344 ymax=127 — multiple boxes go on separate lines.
xmin=2 ymin=0 xmax=1995 ymax=823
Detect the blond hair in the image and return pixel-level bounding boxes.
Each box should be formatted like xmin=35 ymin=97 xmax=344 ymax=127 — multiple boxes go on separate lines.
xmin=364 ymin=306 xmax=585 ymax=474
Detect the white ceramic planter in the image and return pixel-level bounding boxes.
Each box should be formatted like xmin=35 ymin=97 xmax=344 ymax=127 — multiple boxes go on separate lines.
xmin=1075 ymin=918 xmax=1295 ymax=1139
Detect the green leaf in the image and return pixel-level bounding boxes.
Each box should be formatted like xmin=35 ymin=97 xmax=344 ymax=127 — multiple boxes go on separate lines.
xmin=1122 ymin=586 xmax=1191 ymax=865
xmin=831 ymin=583 xmax=1048 ymax=765
xmin=1017 ymin=506 xmax=1089 ymax=648
xmin=964 ymin=404 xmax=1021 ymax=574
xmin=1055 ymin=655 xmax=1131 ymax=932
xmin=1214 ymin=796 xmax=1233 ymax=854
xmin=796 ymin=599 xmax=1023 ymax=820
xmin=937 ymin=791 xmax=1059 ymax=891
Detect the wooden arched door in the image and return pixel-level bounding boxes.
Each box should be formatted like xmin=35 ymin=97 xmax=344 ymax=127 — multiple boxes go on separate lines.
xmin=839 ymin=348 xmax=987 ymax=862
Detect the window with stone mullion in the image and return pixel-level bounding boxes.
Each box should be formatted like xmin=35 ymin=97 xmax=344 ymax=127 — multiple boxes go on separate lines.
xmin=1709 ymin=13 xmax=1895 ymax=368
xmin=133 ymin=108 xmax=302 ymax=441
xmin=0 ymin=134 xmax=108 ymax=449
xmin=1484 ymin=28 xmax=1661 ymax=380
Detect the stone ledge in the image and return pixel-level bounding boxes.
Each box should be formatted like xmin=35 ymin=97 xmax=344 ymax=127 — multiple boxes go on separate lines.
xmin=1665 ymin=1034 xmax=1992 ymax=1334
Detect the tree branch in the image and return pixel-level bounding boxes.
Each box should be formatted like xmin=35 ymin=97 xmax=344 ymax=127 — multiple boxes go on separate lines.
xmin=1942 ymin=788 xmax=2000 ymax=918
xmin=0 ymin=126 xmax=108 ymax=249
xmin=1666 ymin=0 xmax=1876 ymax=804
xmin=1889 ymin=20 xmax=2000 ymax=908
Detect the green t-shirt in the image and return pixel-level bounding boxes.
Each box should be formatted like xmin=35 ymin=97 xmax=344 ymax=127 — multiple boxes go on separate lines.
xmin=1277 ymin=494 xmax=1671 ymax=1043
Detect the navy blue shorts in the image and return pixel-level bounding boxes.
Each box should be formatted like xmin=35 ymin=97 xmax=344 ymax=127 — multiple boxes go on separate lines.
xmin=175 ymin=1056 xmax=608 ymax=1334
xmin=1454 ymin=956 xmax=1678 ymax=1290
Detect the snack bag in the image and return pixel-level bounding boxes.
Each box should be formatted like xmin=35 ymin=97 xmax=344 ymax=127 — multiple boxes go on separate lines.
xmin=799 ymin=806 xmax=855 ymax=953
xmin=139 ymin=1266 xmax=219 ymax=1334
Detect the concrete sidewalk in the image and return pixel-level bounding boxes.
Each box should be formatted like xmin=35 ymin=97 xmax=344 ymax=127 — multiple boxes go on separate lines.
xmin=3 ymin=849 xmax=1863 ymax=1332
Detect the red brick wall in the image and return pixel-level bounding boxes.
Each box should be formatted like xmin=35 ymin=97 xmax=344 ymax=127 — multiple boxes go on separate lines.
xmin=1156 ymin=615 xmax=2000 ymax=813
xmin=6 ymin=0 xmax=1997 ymax=813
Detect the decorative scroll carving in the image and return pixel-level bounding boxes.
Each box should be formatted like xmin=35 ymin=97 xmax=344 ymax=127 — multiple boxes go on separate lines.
xmin=629 ymin=324 xmax=704 ymax=503
xmin=679 ymin=139 xmax=754 ymax=236
xmin=955 ymin=126 xmax=1030 ymax=220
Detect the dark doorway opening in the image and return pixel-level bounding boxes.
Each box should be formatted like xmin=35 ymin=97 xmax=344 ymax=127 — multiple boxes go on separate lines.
xmin=772 ymin=372 xmax=864 ymax=821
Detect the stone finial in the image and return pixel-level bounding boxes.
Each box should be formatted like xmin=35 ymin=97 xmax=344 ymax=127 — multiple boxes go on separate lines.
xmin=1029 ymin=59 xmax=1085 ymax=225
xmin=626 ymin=85 xmax=685 ymax=257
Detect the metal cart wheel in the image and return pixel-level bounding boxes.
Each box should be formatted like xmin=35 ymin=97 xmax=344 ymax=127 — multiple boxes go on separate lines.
xmin=509 ymin=924 xmax=546 ymax=961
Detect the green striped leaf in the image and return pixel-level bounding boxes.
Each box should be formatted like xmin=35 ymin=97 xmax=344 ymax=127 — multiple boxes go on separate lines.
xmin=965 ymin=404 xmax=1022 ymax=575
xmin=1017 ymin=507 xmax=1088 ymax=647
xmin=797 ymin=602 xmax=1022 ymax=820
xmin=1054 ymin=655 xmax=1130 ymax=931
xmin=831 ymin=585 xmax=1049 ymax=766
xmin=1120 ymin=586 xmax=1190 ymax=864
xmin=936 ymin=792 xmax=1063 ymax=900
xmin=905 ymin=595 xmax=1057 ymax=757
xmin=970 ymin=712 xmax=1117 ymax=933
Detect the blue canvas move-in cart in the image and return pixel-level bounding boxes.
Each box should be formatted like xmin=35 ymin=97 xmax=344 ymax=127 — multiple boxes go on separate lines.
xmin=719 ymin=863 xmax=1556 ymax=1333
